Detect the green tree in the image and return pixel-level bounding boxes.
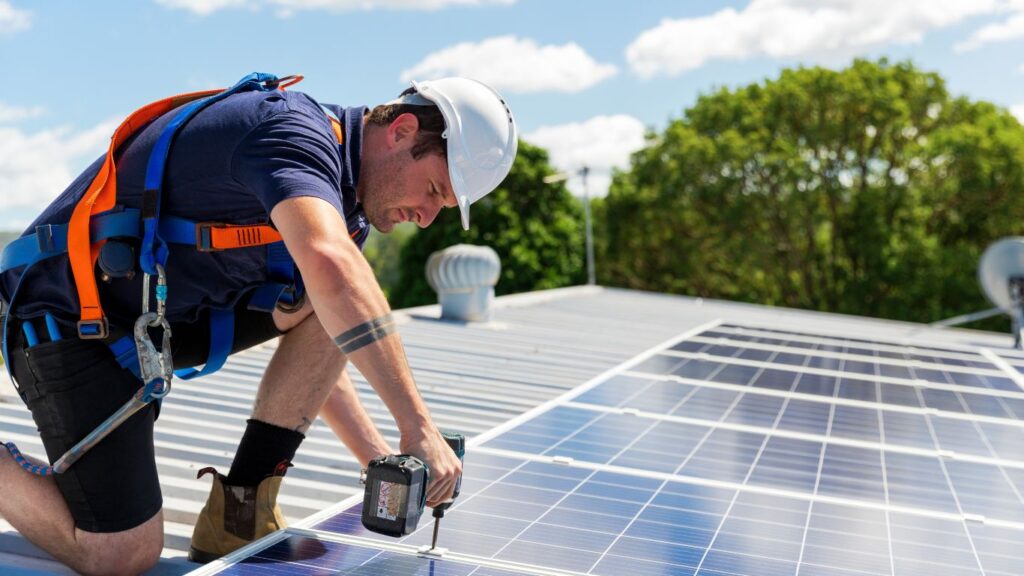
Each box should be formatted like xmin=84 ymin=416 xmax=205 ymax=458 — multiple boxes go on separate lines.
xmin=601 ymin=59 xmax=1024 ymax=326
xmin=362 ymin=223 xmax=415 ymax=300
xmin=390 ymin=141 xmax=585 ymax=308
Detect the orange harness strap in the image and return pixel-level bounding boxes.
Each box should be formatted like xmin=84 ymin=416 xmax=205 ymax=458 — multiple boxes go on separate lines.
xmin=68 ymin=89 xmax=348 ymax=336
xmin=68 ymin=89 xmax=223 ymax=337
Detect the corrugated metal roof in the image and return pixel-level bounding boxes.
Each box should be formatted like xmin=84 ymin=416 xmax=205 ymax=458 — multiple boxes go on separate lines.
xmin=0 ymin=285 xmax=1018 ymax=574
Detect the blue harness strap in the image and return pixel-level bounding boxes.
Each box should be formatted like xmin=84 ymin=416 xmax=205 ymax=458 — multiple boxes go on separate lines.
xmin=1 ymin=73 xmax=304 ymax=385
xmin=139 ymin=72 xmax=280 ymax=276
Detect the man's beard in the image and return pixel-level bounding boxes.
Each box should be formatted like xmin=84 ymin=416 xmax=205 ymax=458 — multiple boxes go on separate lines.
xmin=358 ymin=151 xmax=409 ymax=233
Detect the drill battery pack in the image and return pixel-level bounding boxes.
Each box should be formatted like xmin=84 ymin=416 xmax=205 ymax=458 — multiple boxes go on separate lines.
xmin=360 ymin=455 xmax=428 ymax=537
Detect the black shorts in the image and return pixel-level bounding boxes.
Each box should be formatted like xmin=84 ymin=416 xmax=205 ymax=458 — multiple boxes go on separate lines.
xmin=5 ymin=304 xmax=281 ymax=533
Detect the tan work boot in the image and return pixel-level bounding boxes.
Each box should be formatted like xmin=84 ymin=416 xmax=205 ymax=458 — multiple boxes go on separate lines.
xmin=188 ymin=463 xmax=288 ymax=563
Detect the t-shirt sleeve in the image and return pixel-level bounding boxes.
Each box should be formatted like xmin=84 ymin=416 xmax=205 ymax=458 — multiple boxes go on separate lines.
xmin=230 ymin=103 xmax=345 ymax=216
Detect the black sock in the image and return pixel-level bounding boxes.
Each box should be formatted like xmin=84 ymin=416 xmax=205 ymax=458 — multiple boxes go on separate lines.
xmin=226 ymin=419 xmax=305 ymax=486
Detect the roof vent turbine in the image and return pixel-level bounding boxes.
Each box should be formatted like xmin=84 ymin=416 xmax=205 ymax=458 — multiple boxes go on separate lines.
xmin=426 ymin=244 xmax=501 ymax=322
xmin=979 ymin=238 xmax=1024 ymax=348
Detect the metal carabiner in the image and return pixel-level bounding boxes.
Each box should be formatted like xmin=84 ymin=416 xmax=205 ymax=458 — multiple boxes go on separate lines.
xmin=141 ymin=264 xmax=168 ymax=324
xmin=134 ymin=311 xmax=173 ymax=400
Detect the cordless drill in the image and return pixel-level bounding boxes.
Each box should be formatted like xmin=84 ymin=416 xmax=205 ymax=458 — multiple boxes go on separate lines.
xmin=360 ymin=431 xmax=464 ymax=551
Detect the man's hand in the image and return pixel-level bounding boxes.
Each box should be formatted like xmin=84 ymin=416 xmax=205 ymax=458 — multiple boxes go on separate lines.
xmin=400 ymin=427 xmax=462 ymax=508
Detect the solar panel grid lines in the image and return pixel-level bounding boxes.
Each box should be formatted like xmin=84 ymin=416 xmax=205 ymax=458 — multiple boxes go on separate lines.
xmin=978 ymin=348 xmax=1024 ymax=393
xmin=684 ymin=335 xmax=1010 ymax=380
xmin=198 ymin=320 xmax=1024 ymax=575
xmin=628 ymin=350 xmax=1024 ymax=423
xmin=691 ymin=345 xmax=827 ymax=575
xmin=617 ymin=368 xmax=1024 ymax=432
xmin=658 ymin=349 xmax=1024 ymax=401
xmin=716 ymin=323 xmax=1009 ymax=359
xmin=559 ymin=400 xmax=1024 ymax=472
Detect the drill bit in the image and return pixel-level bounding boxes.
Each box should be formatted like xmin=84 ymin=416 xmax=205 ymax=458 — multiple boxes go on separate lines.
xmin=430 ymin=508 xmax=444 ymax=549
xmin=431 ymin=515 xmax=441 ymax=549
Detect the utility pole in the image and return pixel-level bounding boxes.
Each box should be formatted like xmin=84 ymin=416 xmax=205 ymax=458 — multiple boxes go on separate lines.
xmin=542 ymin=167 xmax=597 ymax=286
xmin=580 ymin=166 xmax=595 ymax=286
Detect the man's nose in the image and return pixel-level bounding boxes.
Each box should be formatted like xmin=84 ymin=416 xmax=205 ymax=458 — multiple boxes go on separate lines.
xmin=418 ymin=201 xmax=443 ymax=228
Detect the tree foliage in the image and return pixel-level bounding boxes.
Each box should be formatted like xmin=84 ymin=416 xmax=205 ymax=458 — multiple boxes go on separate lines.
xmin=599 ymin=59 xmax=1024 ymax=325
xmin=389 ymin=140 xmax=585 ymax=308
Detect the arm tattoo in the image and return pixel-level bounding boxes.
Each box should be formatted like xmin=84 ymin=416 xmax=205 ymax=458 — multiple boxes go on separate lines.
xmin=335 ymin=314 xmax=397 ymax=355
xmin=294 ymin=417 xmax=312 ymax=433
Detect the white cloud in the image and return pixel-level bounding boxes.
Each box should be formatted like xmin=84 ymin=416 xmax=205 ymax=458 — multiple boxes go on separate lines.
xmin=155 ymin=0 xmax=250 ymax=16
xmin=957 ymin=8 xmax=1024 ymax=51
xmin=525 ymin=115 xmax=646 ymax=198
xmin=0 ymin=102 xmax=44 ymax=123
xmin=627 ymin=0 xmax=1000 ymax=78
xmin=1011 ymin=104 xmax=1024 ymax=123
xmin=401 ymin=36 xmax=617 ymax=94
xmin=0 ymin=1 xmax=29 ymax=33
xmin=0 ymin=120 xmax=118 ymax=229
xmin=155 ymin=0 xmax=513 ymax=17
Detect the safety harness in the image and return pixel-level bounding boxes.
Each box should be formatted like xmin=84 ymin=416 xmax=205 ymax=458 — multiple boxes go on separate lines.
xmin=0 ymin=72 xmax=351 ymax=475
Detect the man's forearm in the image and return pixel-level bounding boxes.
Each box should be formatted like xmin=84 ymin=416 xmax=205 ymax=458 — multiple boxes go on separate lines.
xmin=273 ymin=197 xmax=434 ymax=434
xmin=319 ymin=370 xmax=392 ymax=466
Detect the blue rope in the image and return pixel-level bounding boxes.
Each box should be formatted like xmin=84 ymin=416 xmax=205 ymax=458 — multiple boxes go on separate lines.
xmin=3 ymin=442 xmax=54 ymax=477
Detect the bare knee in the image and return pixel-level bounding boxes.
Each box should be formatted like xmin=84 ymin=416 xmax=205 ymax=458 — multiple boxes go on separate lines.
xmin=73 ymin=513 xmax=163 ymax=576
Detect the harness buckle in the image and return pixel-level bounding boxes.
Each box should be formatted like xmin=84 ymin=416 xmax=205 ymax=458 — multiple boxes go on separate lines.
xmin=195 ymin=222 xmax=221 ymax=252
xmin=77 ymin=317 xmax=109 ymax=340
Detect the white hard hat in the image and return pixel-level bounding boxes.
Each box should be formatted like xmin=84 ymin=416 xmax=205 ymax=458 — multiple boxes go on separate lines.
xmin=409 ymin=78 xmax=518 ymax=230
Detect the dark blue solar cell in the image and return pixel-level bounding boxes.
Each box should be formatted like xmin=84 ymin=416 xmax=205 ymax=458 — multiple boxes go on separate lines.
xmin=772 ymin=351 xmax=807 ymax=365
xmin=983 ymin=375 xmax=1024 ymax=393
xmin=697 ymin=362 xmax=751 ymax=384
xmin=830 ymin=405 xmax=881 ymax=442
xmin=931 ymin=418 xmax=989 ymax=456
xmin=842 ymin=359 xmax=878 ymax=375
xmin=214 ymin=536 xmax=531 ymax=576
xmin=616 ymin=380 xmax=693 ymax=412
xmin=736 ymin=347 xmax=775 ymax=361
xmin=945 ymin=460 xmax=1024 ymax=521
xmin=749 ymin=368 xmax=801 ymax=390
xmin=672 ymin=359 xmax=731 ymax=381
xmin=960 ymin=392 xmax=1013 ymax=418
xmin=559 ymin=493 xmax=645 ymax=519
xmin=606 ymin=536 xmax=705 ymax=569
xmin=977 ymin=422 xmax=1024 ymax=461
xmin=496 ymin=539 xmax=601 ymax=572
xmin=969 ymin=524 xmax=1024 ymax=575
xmin=673 ymin=340 xmax=714 ymax=353
xmin=518 ymin=522 xmax=618 ymax=554
xmin=591 ymin=554 xmax=695 ymax=576
xmin=805 ymin=355 xmax=844 ymax=371
xmin=878 ymin=363 xmax=913 ymax=379
xmin=633 ymin=353 xmax=689 ymax=375
xmin=776 ymin=399 xmax=830 ymax=435
xmin=881 ymin=412 xmax=935 ymax=449
xmin=626 ymin=518 xmax=715 ymax=548
xmin=700 ymin=548 xmax=798 ymax=576
xmin=1001 ymin=397 xmax=1024 ymax=419
xmin=574 ymin=375 xmax=657 ymax=406
xmin=794 ymin=372 xmax=838 ymax=396
xmin=723 ymin=394 xmax=786 ymax=427
xmin=539 ymin=506 xmax=634 ymax=534
xmin=922 ymin=388 xmax=969 ymax=413
xmin=836 ymin=378 xmax=877 ymax=402
xmin=676 ymin=387 xmax=740 ymax=419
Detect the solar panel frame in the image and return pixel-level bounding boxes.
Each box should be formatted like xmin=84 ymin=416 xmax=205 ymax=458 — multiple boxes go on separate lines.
xmin=190 ymin=319 xmax=1024 ymax=576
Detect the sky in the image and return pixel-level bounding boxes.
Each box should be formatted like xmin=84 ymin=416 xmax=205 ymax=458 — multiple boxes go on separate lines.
xmin=1 ymin=0 xmax=1023 ymax=230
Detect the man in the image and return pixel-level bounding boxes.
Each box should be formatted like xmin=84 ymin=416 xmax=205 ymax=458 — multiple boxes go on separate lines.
xmin=0 ymin=74 xmax=517 ymax=575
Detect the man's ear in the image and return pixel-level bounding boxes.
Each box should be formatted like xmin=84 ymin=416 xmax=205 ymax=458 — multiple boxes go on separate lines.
xmin=387 ymin=112 xmax=420 ymax=149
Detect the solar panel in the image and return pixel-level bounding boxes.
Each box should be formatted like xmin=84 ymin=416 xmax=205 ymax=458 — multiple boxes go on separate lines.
xmin=191 ymin=320 xmax=1024 ymax=575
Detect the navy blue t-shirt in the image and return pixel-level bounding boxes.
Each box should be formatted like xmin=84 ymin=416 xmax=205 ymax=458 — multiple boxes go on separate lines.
xmin=0 ymin=90 xmax=369 ymax=327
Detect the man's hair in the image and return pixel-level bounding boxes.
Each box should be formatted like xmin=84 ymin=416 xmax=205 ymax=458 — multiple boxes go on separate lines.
xmin=366 ymin=87 xmax=448 ymax=160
